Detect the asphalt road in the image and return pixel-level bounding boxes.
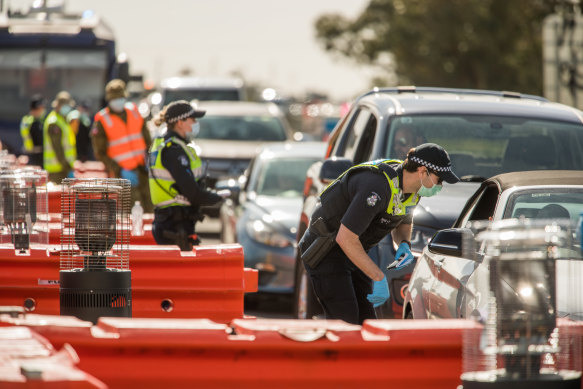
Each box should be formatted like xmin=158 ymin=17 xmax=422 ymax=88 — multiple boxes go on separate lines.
xmin=197 ymin=217 xmax=295 ymax=319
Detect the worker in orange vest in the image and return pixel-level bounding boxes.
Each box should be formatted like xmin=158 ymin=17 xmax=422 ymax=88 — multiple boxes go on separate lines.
xmin=91 ymin=79 xmax=153 ymax=211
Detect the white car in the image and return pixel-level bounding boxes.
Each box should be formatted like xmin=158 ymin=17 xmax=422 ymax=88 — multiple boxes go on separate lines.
xmin=403 ymin=170 xmax=583 ymax=322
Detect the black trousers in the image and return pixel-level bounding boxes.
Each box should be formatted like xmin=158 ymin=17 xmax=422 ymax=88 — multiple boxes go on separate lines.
xmin=304 ymin=247 xmax=375 ymax=325
xmin=152 ymin=206 xmax=197 ymax=249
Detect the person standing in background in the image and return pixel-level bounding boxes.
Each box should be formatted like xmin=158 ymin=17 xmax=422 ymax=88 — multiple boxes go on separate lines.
xmin=43 ymin=91 xmax=77 ymax=183
xmin=92 ymin=79 xmax=153 ymax=211
xmin=67 ymin=101 xmax=94 ymax=162
xmin=20 ymin=94 xmax=45 ymax=167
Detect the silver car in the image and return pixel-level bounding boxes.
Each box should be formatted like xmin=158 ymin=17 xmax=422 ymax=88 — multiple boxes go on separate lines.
xmin=403 ymin=170 xmax=583 ymax=322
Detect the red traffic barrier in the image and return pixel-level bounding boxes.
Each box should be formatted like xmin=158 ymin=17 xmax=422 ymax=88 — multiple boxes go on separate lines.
xmin=0 ymin=312 xmax=481 ymax=389
xmin=0 ymin=244 xmax=257 ymax=322
xmin=0 ymin=325 xmax=106 ymax=388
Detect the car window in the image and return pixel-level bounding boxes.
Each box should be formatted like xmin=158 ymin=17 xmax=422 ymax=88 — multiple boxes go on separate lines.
xmin=335 ymin=107 xmax=374 ymax=162
xmin=505 ymin=188 xmax=583 ymax=222
xmin=254 ymin=157 xmax=320 ymax=197
xmin=385 ymin=115 xmax=583 ymax=178
xmin=459 ymin=184 xmax=500 ymax=226
xmin=198 ymin=116 xmax=287 ymax=141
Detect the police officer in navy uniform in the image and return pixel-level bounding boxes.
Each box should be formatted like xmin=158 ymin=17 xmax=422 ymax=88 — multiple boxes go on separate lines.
xmin=148 ymin=100 xmax=229 ymax=250
xmin=298 ymin=143 xmax=459 ymax=324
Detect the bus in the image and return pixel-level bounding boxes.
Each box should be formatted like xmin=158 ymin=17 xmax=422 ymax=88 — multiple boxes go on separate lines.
xmin=0 ymin=1 xmax=130 ymax=154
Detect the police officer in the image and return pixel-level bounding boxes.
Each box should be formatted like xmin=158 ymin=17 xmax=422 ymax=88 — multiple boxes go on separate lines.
xmin=92 ymin=79 xmax=152 ymax=211
xmin=148 ymin=100 xmax=229 ymax=250
xmin=20 ymin=94 xmax=45 ymax=167
xmin=298 ymin=143 xmax=459 ymax=324
xmin=43 ymin=91 xmax=77 ymax=183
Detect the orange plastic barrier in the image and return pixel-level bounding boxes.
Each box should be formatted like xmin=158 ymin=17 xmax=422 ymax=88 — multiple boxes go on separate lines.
xmin=0 ymin=244 xmax=257 ymax=322
xmin=0 ymin=325 xmax=106 ymax=388
xmin=0 ymin=313 xmax=480 ymax=389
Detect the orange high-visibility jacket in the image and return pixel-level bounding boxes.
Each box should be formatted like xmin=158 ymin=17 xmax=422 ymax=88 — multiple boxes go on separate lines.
xmin=94 ymin=103 xmax=147 ymax=170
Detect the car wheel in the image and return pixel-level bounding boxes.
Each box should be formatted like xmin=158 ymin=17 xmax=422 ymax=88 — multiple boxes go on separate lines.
xmin=293 ymin=257 xmax=322 ymax=319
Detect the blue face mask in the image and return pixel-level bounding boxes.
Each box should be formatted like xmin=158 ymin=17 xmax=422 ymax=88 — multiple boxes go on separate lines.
xmin=185 ymin=122 xmax=200 ymax=142
xmin=59 ymin=105 xmax=72 ymax=117
xmin=108 ymin=98 xmax=126 ymax=112
xmin=418 ymin=172 xmax=442 ymax=197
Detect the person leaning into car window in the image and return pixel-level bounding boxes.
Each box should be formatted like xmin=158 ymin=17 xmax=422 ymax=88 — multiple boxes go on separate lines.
xmin=148 ymin=100 xmax=230 ymax=250
xmin=298 ymin=143 xmax=460 ymax=324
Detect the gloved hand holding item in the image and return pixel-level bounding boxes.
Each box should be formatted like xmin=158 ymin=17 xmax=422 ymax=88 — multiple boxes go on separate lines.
xmin=121 ymin=168 xmax=139 ymax=186
xmin=216 ymin=189 xmax=231 ymax=199
xmin=66 ymin=170 xmax=75 ymax=179
xmin=394 ymin=241 xmax=414 ymax=270
xmin=367 ymin=276 xmax=390 ymax=307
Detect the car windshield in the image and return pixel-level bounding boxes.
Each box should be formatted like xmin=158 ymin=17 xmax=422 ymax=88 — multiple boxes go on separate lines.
xmin=386 ymin=115 xmax=583 ymax=179
xmin=198 ymin=116 xmax=287 ymax=141
xmin=254 ymin=157 xmax=318 ymax=197
xmin=505 ymin=188 xmax=583 ymax=222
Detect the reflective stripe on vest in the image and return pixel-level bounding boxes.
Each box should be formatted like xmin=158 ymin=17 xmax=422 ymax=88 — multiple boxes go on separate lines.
xmin=20 ymin=115 xmax=35 ymax=152
xmin=148 ymin=136 xmax=203 ymax=209
xmin=43 ymin=110 xmax=76 ymax=173
xmin=95 ymin=103 xmax=146 ymax=170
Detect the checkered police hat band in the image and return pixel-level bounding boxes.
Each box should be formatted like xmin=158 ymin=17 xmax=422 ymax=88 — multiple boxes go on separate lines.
xmin=167 ymin=108 xmax=196 ymax=124
xmin=410 ymin=156 xmax=452 ymax=172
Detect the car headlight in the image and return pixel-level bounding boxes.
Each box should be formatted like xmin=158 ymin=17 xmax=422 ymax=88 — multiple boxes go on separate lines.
xmin=245 ymin=219 xmax=292 ymax=248
xmin=410 ymin=225 xmax=436 ymax=253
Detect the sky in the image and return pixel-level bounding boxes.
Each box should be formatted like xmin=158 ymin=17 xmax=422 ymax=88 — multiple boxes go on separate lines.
xmin=7 ymin=0 xmax=375 ymax=101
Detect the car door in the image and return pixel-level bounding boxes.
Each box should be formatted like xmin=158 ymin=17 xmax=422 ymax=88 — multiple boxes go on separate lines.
xmin=428 ymin=184 xmax=501 ymax=319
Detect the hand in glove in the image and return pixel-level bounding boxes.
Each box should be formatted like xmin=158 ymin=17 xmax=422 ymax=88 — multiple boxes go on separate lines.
xmin=367 ymin=276 xmax=390 ymax=308
xmin=121 ymin=169 xmax=139 ymax=186
xmin=394 ymin=242 xmax=414 ymax=270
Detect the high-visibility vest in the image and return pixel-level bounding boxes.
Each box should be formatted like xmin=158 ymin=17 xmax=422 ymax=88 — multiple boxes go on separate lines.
xmin=94 ymin=103 xmax=146 ymax=170
xmin=20 ymin=114 xmax=43 ymax=153
xmin=148 ymin=136 xmax=202 ymax=209
xmin=43 ymin=110 xmax=77 ymax=173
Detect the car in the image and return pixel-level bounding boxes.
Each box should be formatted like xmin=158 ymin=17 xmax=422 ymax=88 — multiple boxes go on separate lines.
xmin=403 ymin=170 xmax=583 ymax=322
xmin=144 ymin=76 xmax=246 ymax=118
xmin=194 ymin=101 xmax=294 ymax=186
xmin=219 ymin=141 xmax=326 ymax=295
xmin=294 ymin=86 xmax=583 ymax=320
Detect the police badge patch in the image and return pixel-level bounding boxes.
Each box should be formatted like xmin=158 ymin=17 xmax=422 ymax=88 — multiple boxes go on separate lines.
xmin=179 ymin=156 xmax=189 ymax=166
xmin=366 ymin=192 xmax=380 ymax=207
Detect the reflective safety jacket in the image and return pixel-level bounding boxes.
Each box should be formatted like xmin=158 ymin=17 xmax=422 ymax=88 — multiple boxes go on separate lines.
xmin=148 ymin=136 xmax=203 ymax=209
xmin=94 ymin=104 xmax=146 ymax=170
xmin=314 ymin=159 xmax=420 ymax=251
xmin=43 ymin=110 xmax=76 ymax=173
xmin=20 ymin=114 xmax=43 ymax=153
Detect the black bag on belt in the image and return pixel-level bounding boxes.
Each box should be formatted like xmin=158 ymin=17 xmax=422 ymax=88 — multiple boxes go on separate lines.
xmin=298 ymin=217 xmax=337 ymax=268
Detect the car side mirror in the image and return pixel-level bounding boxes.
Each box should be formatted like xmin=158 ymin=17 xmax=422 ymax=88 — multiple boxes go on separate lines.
xmin=428 ymin=228 xmax=475 ymax=258
xmin=319 ymin=157 xmax=353 ymax=183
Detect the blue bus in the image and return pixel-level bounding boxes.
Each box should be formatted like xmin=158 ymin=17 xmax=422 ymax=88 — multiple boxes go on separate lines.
xmin=0 ymin=2 xmax=129 ymax=154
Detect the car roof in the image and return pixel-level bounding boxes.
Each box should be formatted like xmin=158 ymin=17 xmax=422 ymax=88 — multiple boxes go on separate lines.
xmin=196 ymin=101 xmax=284 ymax=117
xmin=487 ymin=170 xmax=583 ymax=190
xmin=356 ymin=87 xmax=583 ymax=124
xmin=161 ymin=76 xmax=243 ymax=90
xmin=256 ymin=141 xmax=327 ymax=160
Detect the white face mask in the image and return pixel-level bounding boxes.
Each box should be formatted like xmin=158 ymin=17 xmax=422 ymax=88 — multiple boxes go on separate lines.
xmin=108 ymin=98 xmax=126 ymax=112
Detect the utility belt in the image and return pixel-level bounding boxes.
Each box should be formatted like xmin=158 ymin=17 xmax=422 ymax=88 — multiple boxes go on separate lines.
xmin=298 ymin=217 xmax=338 ymax=269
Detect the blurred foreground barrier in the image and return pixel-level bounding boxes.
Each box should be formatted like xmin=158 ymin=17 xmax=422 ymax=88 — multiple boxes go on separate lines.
xmin=0 ymin=313 xmax=479 ymax=389
xmin=0 ymin=244 xmax=257 ymax=322
xmin=0 ymin=323 xmax=106 ymax=388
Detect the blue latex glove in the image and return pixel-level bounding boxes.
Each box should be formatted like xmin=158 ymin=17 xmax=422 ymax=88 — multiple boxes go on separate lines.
xmin=121 ymin=169 xmax=139 ymax=186
xmin=367 ymin=276 xmax=390 ymax=307
xmin=394 ymin=242 xmax=414 ymax=270
xmin=66 ymin=170 xmax=75 ymax=179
